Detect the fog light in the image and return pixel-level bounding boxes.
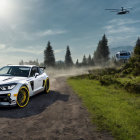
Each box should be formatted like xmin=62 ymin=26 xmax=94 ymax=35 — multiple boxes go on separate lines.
xmin=7 ymin=93 xmax=11 ymax=97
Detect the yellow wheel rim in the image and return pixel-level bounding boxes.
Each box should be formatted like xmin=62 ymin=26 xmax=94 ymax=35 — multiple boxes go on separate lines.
xmin=17 ymin=86 xmax=29 ymax=108
xmin=21 ymin=90 xmax=26 ymax=103
xmin=45 ymin=78 xmax=50 ymax=93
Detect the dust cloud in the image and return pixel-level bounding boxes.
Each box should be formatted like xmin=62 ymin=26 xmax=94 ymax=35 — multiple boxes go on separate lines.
xmin=45 ymin=66 xmax=100 ymax=79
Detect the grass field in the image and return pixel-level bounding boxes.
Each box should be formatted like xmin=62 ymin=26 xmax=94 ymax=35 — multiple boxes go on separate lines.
xmin=68 ymin=78 xmax=140 ymax=140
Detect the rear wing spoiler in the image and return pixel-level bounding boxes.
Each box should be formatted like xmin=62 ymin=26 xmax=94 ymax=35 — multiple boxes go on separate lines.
xmin=39 ymin=67 xmax=46 ymax=70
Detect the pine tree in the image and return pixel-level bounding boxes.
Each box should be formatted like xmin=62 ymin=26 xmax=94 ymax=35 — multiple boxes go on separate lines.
xmin=76 ymin=59 xmax=79 ymax=67
xmin=87 ymin=54 xmax=93 ymax=66
xmin=44 ymin=41 xmax=55 ymax=67
xmin=134 ymin=37 xmax=140 ymax=55
xmin=93 ymin=34 xmax=110 ymax=65
xmin=82 ymin=55 xmax=87 ymax=66
xmin=93 ymin=40 xmax=102 ymax=64
xmin=102 ymin=34 xmax=110 ymax=61
xmin=65 ymin=46 xmax=73 ymax=67
xmin=122 ymin=37 xmax=140 ymax=76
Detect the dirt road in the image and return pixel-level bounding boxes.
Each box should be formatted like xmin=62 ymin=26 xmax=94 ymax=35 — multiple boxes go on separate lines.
xmin=0 ymin=76 xmax=113 ymax=140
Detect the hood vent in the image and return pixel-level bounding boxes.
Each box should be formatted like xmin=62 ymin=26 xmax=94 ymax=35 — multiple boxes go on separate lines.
xmin=2 ymin=77 xmax=13 ymax=81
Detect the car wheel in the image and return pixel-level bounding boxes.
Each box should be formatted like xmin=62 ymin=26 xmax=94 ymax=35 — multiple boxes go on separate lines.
xmin=45 ymin=78 xmax=50 ymax=93
xmin=16 ymin=86 xmax=29 ymax=108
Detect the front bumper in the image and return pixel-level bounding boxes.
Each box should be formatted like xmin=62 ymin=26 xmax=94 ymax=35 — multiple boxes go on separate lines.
xmin=0 ymin=83 xmax=31 ymax=106
xmin=0 ymin=93 xmax=17 ymax=106
xmin=0 ymin=84 xmax=21 ymax=106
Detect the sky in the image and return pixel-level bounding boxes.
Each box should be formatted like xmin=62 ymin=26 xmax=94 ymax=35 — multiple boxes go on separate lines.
xmin=0 ymin=0 xmax=140 ymax=66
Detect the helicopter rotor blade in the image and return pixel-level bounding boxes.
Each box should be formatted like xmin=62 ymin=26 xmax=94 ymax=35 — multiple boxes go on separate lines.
xmin=105 ymin=7 xmax=133 ymax=11
xmin=105 ymin=9 xmax=120 ymax=10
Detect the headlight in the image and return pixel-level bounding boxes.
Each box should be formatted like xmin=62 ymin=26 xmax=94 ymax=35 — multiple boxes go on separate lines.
xmin=0 ymin=83 xmax=17 ymax=91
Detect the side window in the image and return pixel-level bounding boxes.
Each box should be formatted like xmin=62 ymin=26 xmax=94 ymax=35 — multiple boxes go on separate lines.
xmin=38 ymin=68 xmax=44 ymax=75
xmin=30 ymin=67 xmax=38 ymax=77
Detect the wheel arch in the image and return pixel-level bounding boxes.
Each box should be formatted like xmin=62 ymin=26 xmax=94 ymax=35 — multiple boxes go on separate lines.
xmin=20 ymin=84 xmax=29 ymax=91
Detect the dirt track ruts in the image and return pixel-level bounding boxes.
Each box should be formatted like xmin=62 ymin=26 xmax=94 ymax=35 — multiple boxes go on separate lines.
xmin=0 ymin=76 xmax=113 ymax=140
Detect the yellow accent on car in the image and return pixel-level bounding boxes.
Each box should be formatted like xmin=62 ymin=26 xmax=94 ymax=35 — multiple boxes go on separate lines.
xmin=21 ymin=90 xmax=26 ymax=103
xmin=14 ymin=94 xmax=18 ymax=97
xmin=16 ymin=86 xmax=29 ymax=108
xmin=45 ymin=78 xmax=50 ymax=93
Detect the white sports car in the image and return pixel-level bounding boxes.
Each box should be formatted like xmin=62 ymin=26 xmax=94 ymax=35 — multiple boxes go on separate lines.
xmin=0 ymin=65 xmax=49 ymax=107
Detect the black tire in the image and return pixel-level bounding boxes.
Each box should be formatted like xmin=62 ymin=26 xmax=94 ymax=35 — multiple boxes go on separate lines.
xmin=16 ymin=86 xmax=29 ymax=107
xmin=45 ymin=78 xmax=50 ymax=93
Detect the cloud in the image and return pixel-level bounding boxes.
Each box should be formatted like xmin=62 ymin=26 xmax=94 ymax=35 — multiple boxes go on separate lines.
xmin=0 ymin=44 xmax=6 ymax=50
xmin=8 ymin=47 xmax=42 ymax=54
xmin=105 ymin=18 xmax=140 ymax=34
xmin=126 ymin=0 xmax=140 ymax=11
xmin=37 ymin=29 xmax=67 ymax=37
xmin=0 ymin=44 xmax=42 ymax=55
xmin=105 ymin=25 xmax=136 ymax=34
xmin=104 ymin=18 xmax=140 ymax=47
xmin=9 ymin=29 xmax=67 ymax=41
xmin=108 ymin=19 xmax=140 ymax=26
xmin=54 ymin=49 xmax=64 ymax=53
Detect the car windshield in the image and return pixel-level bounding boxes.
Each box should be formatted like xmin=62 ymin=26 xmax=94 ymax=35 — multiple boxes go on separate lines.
xmin=0 ymin=66 xmax=31 ymax=77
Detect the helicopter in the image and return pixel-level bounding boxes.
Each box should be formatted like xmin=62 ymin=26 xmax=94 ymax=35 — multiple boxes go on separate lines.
xmin=105 ymin=7 xmax=132 ymax=15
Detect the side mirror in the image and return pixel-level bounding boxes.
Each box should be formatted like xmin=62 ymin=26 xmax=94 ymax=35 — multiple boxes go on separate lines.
xmin=35 ymin=73 xmax=39 ymax=78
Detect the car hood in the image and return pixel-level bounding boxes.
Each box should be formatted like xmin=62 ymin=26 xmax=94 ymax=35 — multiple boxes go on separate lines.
xmin=0 ymin=76 xmax=28 ymax=85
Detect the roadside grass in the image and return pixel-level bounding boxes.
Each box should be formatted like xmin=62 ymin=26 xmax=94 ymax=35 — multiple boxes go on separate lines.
xmin=68 ymin=78 xmax=140 ymax=140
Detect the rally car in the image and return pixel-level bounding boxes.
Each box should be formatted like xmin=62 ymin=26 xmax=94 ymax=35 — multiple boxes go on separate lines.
xmin=0 ymin=65 xmax=49 ymax=107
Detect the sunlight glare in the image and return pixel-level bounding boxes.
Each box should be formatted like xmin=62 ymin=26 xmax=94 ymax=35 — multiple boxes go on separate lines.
xmin=0 ymin=0 xmax=13 ymax=18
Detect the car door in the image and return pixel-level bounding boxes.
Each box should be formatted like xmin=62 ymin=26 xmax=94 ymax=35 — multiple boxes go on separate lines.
xmin=36 ymin=67 xmax=44 ymax=90
xmin=29 ymin=67 xmax=43 ymax=94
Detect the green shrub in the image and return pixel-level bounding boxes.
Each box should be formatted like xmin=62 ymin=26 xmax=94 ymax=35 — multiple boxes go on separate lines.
xmin=88 ymin=74 xmax=100 ymax=80
xmin=123 ymin=82 xmax=140 ymax=93
xmin=99 ymin=75 xmax=119 ymax=86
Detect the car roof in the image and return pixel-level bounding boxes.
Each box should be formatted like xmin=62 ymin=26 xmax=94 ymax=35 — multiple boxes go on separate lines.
xmin=7 ymin=65 xmax=37 ymax=68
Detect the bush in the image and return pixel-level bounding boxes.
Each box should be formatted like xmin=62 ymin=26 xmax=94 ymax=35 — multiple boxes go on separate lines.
xmin=88 ymin=74 xmax=100 ymax=80
xmin=73 ymin=63 xmax=140 ymax=94
xmin=123 ymin=82 xmax=140 ymax=93
xmin=122 ymin=68 xmax=133 ymax=75
xmin=88 ymin=68 xmax=120 ymax=76
xmin=99 ymin=75 xmax=119 ymax=86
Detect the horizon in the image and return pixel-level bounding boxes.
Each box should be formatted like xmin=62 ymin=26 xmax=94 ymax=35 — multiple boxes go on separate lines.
xmin=0 ymin=0 xmax=140 ymax=66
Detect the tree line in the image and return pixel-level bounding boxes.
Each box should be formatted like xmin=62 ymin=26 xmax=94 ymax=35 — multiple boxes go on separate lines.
xmin=43 ymin=34 xmax=110 ymax=68
xmin=19 ymin=35 xmax=140 ymax=69
xmin=19 ymin=34 xmax=110 ymax=68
